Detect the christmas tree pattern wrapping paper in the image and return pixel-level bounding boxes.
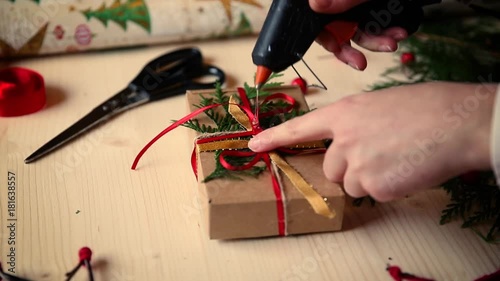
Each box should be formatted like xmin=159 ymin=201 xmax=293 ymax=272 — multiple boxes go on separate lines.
xmin=183 ymin=86 xmax=345 ymax=239
xmin=0 ymin=0 xmax=269 ymax=57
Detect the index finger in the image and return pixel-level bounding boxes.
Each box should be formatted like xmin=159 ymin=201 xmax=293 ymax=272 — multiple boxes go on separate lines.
xmin=248 ymin=106 xmax=334 ymax=152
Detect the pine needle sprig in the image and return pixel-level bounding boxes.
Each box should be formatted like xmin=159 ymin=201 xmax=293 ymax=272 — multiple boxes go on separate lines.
xmin=440 ymin=172 xmax=500 ymax=243
xmin=368 ymin=79 xmax=423 ymax=91
xmin=187 ymin=73 xmax=296 ymax=182
xmin=181 ymin=81 xmax=244 ymax=133
xmin=182 ymin=119 xmax=218 ymax=133
xmin=244 ymin=72 xmax=285 ymax=100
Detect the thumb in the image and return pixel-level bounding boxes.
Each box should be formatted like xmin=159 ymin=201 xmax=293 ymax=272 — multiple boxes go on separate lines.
xmin=248 ymin=107 xmax=334 ymax=152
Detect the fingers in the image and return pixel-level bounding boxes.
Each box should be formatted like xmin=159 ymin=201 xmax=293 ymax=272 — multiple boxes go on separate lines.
xmin=309 ymin=0 xmax=368 ymax=13
xmin=248 ymin=108 xmax=334 ymax=152
xmin=343 ymin=171 xmax=368 ymax=198
xmin=323 ymin=146 xmax=347 ymax=182
xmin=334 ymin=43 xmax=367 ymax=71
xmin=352 ymin=27 xmax=407 ymax=52
xmin=316 ymin=30 xmax=341 ymax=54
xmin=316 ymin=32 xmax=367 ymax=70
xmin=380 ymin=27 xmax=408 ymax=41
xmin=318 ymin=26 xmax=407 ymax=70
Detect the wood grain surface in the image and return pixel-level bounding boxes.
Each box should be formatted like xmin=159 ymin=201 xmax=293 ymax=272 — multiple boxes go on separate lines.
xmin=1 ymin=37 xmax=498 ymax=281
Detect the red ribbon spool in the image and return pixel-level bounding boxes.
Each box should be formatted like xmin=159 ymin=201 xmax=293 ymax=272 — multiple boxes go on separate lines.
xmin=0 ymin=67 xmax=46 ymax=117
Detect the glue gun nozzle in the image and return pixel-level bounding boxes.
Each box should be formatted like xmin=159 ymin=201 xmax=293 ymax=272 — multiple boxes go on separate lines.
xmin=255 ymin=65 xmax=272 ymax=90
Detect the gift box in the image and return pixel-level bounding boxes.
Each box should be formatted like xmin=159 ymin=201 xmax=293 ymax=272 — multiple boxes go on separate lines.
xmin=185 ymin=86 xmax=345 ymax=239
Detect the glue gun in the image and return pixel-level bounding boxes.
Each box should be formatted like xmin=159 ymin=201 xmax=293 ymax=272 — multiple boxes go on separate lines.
xmin=253 ymin=0 xmax=442 ymax=88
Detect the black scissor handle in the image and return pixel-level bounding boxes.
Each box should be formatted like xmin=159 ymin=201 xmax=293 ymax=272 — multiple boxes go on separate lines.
xmin=128 ymin=47 xmax=225 ymax=102
xmin=187 ymin=65 xmax=226 ymax=89
xmin=147 ymin=64 xmax=225 ymax=101
xmin=129 ymin=48 xmax=202 ymax=91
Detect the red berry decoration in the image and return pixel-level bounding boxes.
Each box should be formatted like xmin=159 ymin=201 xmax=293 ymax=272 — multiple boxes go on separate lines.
xmin=79 ymin=247 xmax=92 ymax=262
xmin=291 ymin=77 xmax=308 ymax=94
xmin=401 ymin=52 xmax=415 ymax=65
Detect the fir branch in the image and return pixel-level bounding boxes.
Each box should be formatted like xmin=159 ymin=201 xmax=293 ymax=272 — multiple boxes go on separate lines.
xmin=180 ymin=119 xmax=217 ymax=133
xmin=366 ymin=80 xmax=420 ymax=91
xmin=186 ymin=72 xmax=292 ymax=183
xmin=414 ymin=32 xmax=500 ymax=59
xmin=187 ymin=82 xmax=245 ymax=133
xmin=245 ymin=72 xmax=285 ymax=100
xmin=439 ymin=172 xmax=500 ymax=243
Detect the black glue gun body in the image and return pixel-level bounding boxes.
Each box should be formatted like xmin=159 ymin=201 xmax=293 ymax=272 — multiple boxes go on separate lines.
xmin=252 ymin=0 xmax=442 ymax=74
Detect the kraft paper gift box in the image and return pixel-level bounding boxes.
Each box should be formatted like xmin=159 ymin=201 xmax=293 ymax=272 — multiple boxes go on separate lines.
xmin=186 ymin=86 xmax=345 ymax=239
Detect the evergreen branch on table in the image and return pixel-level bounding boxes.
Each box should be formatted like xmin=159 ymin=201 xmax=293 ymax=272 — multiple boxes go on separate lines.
xmin=367 ymin=16 xmax=500 ymax=92
xmin=440 ymin=172 xmax=500 ymax=243
xmin=367 ymin=79 xmax=422 ymax=91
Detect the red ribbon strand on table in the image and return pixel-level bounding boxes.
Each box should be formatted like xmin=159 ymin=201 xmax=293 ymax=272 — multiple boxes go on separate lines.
xmin=387 ymin=266 xmax=434 ymax=281
xmin=0 ymin=67 xmax=46 ymax=117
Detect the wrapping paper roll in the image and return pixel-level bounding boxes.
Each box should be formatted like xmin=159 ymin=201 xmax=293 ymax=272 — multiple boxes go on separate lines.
xmin=0 ymin=0 xmax=271 ymax=58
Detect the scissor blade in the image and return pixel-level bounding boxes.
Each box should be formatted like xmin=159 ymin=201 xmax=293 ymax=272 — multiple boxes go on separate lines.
xmin=24 ymin=107 xmax=112 ymax=164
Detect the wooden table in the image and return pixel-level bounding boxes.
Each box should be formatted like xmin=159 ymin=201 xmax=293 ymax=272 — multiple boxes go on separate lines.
xmin=1 ymin=37 xmax=498 ymax=281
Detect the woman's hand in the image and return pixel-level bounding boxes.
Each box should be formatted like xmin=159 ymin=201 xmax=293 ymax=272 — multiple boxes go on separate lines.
xmin=249 ymin=82 xmax=497 ymax=201
xmin=310 ymin=0 xmax=409 ymax=70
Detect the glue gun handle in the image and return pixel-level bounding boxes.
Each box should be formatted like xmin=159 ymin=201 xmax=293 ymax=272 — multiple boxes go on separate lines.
xmin=252 ymin=0 xmax=441 ymax=73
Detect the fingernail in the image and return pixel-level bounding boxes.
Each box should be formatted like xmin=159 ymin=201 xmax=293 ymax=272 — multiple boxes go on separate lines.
xmin=378 ymin=45 xmax=394 ymax=52
xmin=312 ymin=0 xmax=331 ymax=9
xmin=248 ymin=137 xmax=261 ymax=151
xmin=249 ymin=133 xmax=273 ymax=151
xmin=348 ymin=62 xmax=360 ymax=70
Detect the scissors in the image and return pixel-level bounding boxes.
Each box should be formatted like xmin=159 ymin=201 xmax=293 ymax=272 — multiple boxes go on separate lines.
xmin=25 ymin=47 xmax=225 ymax=163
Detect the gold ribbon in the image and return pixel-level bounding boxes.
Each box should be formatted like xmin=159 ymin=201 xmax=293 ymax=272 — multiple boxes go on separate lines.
xmin=196 ymin=96 xmax=335 ymax=219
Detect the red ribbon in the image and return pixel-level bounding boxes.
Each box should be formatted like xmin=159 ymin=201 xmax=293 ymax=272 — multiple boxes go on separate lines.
xmin=388 ymin=265 xmax=500 ymax=281
xmin=387 ymin=266 xmax=434 ymax=281
xmin=132 ymin=88 xmax=297 ymax=236
xmin=0 ymin=67 xmax=46 ymax=117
